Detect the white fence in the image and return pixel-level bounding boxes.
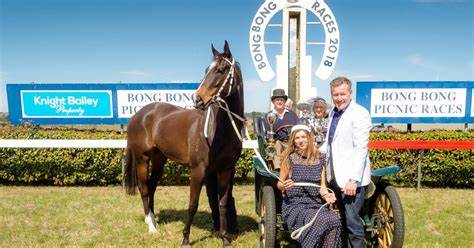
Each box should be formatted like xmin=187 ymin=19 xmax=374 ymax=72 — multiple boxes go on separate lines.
xmin=0 ymin=139 xmax=258 ymax=149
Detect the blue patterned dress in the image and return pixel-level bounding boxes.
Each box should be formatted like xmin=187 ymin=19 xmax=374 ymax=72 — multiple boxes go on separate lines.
xmin=282 ymin=152 xmax=342 ymax=248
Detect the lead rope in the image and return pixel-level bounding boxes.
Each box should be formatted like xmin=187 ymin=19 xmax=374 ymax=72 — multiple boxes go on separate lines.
xmin=242 ymin=127 xmax=334 ymax=240
xmin=202 ymin=97 xmax=245 ymax=141
xmin=204 ymin=105 xmax=332 ymax=239
xmin=200 ymin=58 xmax=332 ymax=240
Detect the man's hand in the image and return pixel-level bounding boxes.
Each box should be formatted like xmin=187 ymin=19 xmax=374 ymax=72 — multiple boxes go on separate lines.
xmin=342 ymin=180 xmax=357 ymax=196
xmin=323 ymin=193 xmax=337 ymax=204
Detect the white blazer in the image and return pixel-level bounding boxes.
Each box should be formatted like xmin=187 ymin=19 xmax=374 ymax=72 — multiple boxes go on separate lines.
xmin=319 ymin=101 xmax=372 ymax=188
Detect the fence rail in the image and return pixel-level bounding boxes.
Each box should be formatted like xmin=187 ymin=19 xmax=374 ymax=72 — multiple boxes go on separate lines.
xmin=368 ymin=140 xmax=474 ymax=191
xmin=0 ymin=139 xmax=258 ymax=149
xmin=369 ymin=140 xmax=474 ymax=150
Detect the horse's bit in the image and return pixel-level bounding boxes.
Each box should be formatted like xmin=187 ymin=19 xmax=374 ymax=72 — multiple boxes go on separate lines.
xmin=202 ymin=57 xmax=245 ymax=142
xmin=200 ymin=58 xmax=332 ymax=240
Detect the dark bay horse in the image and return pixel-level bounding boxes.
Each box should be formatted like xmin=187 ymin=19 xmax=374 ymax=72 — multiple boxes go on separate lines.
xmin=124 ymin=41 xmax=244 ymax=247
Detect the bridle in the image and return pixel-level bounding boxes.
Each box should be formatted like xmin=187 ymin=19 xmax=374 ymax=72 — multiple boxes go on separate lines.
xmin=197 ymin=57 xmax=236 ymax=101
xmin=198 ymin=57 xmax=246 ymax=141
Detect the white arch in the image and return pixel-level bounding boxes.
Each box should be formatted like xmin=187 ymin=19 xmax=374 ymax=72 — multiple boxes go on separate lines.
xmin=249 ymin=0 xmax=340 ymax=81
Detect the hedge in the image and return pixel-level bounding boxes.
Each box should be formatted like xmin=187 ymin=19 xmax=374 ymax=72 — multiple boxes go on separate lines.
xmin=0 ymin=125 xmax=472 ymax=188
xmin=369 ymin=131 xmax=473 ymax=188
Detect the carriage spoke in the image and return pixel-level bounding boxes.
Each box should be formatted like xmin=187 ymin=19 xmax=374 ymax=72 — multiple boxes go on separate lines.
xmin=374 ymin=192 xmax=396 ymax=248
xmin=382 ymin=230 xmax=388 ymax=247
xmin=388 ymin=204 xmax=392 ymax=215
xmin=259 ymin=201 xmax=266 ymax=245
xmin=384 ymin=195 xmax=391 ymax=213
xmin=385 ymin=225 xmax=392 ymax=245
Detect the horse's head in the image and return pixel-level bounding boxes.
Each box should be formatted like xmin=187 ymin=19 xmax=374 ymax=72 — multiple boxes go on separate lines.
xmin=194 ymin=41 xmax=240 ymax=110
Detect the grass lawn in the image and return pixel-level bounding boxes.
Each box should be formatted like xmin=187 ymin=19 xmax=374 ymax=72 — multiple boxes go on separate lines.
xmin=1 ymin=185 xmax=472 ymax=247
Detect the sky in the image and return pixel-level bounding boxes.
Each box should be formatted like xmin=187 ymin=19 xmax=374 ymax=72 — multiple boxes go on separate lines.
xmin=0 ymin=0 xmax=473 ymax=113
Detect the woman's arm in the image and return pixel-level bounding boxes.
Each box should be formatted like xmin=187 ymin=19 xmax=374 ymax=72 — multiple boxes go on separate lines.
xmin=320 ymin=165 xmax=329 ymax=197
xmin=277 ymin=158 xmax=294 ymax=191
xmin=320 ymin=162 xmax=336 ymax=203
xmin=276 ymin=165 xmax=288 ymax=191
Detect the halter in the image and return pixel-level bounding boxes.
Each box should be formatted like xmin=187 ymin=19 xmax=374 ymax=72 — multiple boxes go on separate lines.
xmin=198 ymin=57 xmax=235 ymax=101
xmin=200 ymin=58 xmax=332 ymax=240
xmin=201 ymin=57 xmax=246 ymax=141
xmin=216 ymin=57 xmax=235 ymax=98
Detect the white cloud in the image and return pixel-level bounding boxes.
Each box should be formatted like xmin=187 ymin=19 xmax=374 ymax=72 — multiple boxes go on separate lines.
xmin=469 ymin=61 xmax=474 ymax=79
xmin=244 ymin=78 xmax=272 ymax=91
xmin=331 ymin=68 xmax=376 ymax=81
xmin=0 ymin=83 xmax=8 ymax=112
xmin=119 ymin=70 xmax=151 ymax=77
xmin=243 ymin=78 xmax=273 ymax=112
xmin=168 ymin=79 xmax=198 ymax=83
xmin=407 ymin=54 xmax=440 ymax=70
xmin=349 ymin=74 xmax=376 ymax=80
xmin=0 ymin=71 xmax=7 ymax=83
xmin=413 ymin=0 xmax=465 ymax=3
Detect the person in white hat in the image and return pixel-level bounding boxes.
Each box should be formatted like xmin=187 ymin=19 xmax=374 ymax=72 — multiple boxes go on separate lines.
xmin=308 ymin=97 xmax=330 ymax=144
xmin=277 ymin=124 xmax=342 ymax=247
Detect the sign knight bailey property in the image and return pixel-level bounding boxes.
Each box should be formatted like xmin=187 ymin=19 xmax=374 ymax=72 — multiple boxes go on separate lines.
xmin=21 ymin=90 xmax=113 ymax=118
xmin=7 ymin=83 xmax=199 ymax=125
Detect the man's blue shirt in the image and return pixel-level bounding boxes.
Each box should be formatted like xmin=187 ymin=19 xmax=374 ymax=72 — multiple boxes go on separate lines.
xmin=328 ymin=102 xmax=350 ymax=145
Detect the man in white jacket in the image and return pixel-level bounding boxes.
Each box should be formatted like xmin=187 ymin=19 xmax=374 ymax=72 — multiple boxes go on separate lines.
xmin=320 ymin=76 xmax=372 ymax=248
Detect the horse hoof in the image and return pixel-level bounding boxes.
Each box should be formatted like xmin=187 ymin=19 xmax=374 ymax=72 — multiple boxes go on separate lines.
xmin=222 ymin=237 xmax=232 ymax=248
xmin=211 ymin=230 xmax=220 ymax=238
xmin=148 ymin=227 xmax=158 ymax=234
xmin=182 ymin=238 xmax=191 ymax=248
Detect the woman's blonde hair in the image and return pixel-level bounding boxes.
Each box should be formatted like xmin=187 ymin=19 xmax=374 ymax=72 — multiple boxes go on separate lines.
xmin=280 ymin=129 xmax=320 ymax=171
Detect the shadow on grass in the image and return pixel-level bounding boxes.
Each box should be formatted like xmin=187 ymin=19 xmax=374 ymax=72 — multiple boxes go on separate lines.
xmin=154 ymin=209 xmax=258 ymax=233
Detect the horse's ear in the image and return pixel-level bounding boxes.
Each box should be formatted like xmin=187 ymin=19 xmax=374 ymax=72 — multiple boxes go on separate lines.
xmin=211 ymin=44 xmax=219 ymax=60
xmin=223 ymin=40 xmax=232 ymax=59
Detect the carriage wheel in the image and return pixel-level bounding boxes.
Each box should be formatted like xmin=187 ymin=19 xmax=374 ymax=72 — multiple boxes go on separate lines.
xmin=372 ymin=185 xmax=405 ymax=248
xmin=258 ymin=185 xmax=276 ymax=248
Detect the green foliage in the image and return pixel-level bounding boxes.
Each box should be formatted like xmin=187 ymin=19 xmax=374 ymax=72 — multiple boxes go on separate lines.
xmin=370 ymin=148 xmax=473 ymax=188
xmin=0 ymin=125 xmax=472 ymax=187
xmin=371 ymin=130 xmax=474 ymax=141
xmin=369 ymin=131 xmax=474 ymax=188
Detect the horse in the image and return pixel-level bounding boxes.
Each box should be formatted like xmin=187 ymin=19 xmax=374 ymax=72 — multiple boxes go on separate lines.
xmin=123 ymin=41 xmax=244 ymax=247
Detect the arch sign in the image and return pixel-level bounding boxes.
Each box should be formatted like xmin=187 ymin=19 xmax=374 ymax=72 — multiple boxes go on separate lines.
xmin=249 ymin=0 xmax=340 ymax=81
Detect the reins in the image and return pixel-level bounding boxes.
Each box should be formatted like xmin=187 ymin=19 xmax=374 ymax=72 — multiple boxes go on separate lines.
xmin=247 ymin=129 xmax=334 ymax=240
xmin=203 ymin=57 xmax=245 ymax=142
xmin=199 ymin=56 xmax=333 ymax=240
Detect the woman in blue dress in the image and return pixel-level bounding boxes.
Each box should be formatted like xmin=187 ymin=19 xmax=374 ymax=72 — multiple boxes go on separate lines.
xmin=277 ymin=125 xmax=342 ymax=248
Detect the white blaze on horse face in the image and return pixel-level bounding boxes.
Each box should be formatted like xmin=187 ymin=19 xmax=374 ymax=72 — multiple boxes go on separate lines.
xmin=197 ymin=61 xmax=217 ymax=92
xmin=145 ymin=211 xmax=157 ymax=233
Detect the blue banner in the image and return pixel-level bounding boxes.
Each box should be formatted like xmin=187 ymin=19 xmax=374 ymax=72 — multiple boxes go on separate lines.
xmin=7 ymin=83 xmax=199 ymax=125
xmin=21 ymin=90 xmax=112 ymax=118
xmin=356 ymin=81 xmax=474 ymax=124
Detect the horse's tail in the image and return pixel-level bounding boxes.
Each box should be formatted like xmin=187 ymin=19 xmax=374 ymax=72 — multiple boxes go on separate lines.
xmin=123 ymin=148 xmax=137 ymax=195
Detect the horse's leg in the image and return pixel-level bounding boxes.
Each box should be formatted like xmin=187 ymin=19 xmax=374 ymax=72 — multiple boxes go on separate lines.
xmin=145 ymin=149 xmax=166 ymax=233
xmin=135 ymin=153 xmax=157 ymax=233
xmin=182 ymin=165 xmax=206 ymax=248
xmin=216 ymin=169 xmax=234 ymax=247
xmin=204 ymin=172 xmax=220 ymax=236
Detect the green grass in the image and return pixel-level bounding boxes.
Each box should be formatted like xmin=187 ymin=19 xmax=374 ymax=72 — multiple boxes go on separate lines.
xmin=0 ymin=186 xmax=472 ymax=247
